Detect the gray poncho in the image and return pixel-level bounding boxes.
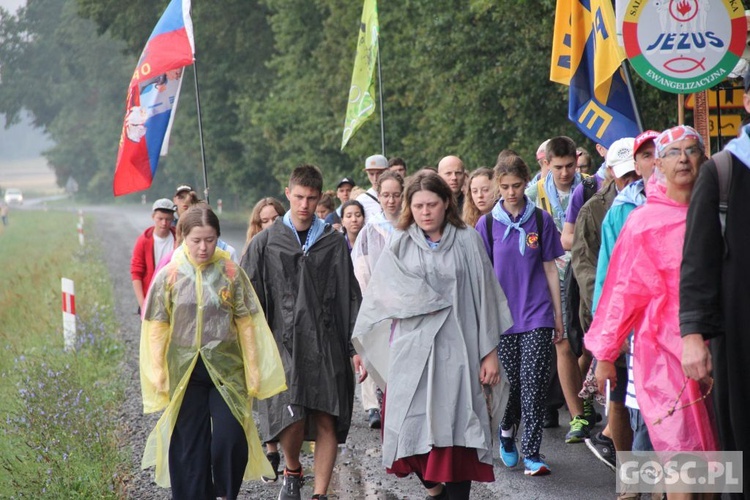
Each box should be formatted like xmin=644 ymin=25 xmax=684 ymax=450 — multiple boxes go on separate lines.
xmin=352 ymin=223 xmax=513 ymax=468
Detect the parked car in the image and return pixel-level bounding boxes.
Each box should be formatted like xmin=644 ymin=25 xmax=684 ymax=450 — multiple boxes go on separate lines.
xmin=4 ymin=188 xmax=23 ymax=205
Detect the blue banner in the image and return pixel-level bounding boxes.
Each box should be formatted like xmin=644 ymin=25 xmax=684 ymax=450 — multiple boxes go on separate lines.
xmin=551 ymin=0 xmax=640 ymax=147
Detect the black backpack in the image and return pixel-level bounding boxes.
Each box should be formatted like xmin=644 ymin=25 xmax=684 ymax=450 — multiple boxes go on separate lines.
xmin=564 ymin=176 xmax=598 ymax=357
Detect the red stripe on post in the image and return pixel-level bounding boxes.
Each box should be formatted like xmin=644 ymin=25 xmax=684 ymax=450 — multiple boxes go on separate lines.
xmin=62 ymin=292 xmax=76 ymax=314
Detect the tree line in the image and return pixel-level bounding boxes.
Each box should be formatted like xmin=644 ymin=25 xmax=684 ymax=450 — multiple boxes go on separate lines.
xmin=0 ymin=0 xmax=690 ymax=205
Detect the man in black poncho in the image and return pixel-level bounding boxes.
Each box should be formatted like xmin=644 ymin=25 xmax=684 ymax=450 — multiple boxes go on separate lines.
xmin=680 ymin=72 xmax=750 ymax=499
xmin=241 ymin=164 xmax=365 ymax=500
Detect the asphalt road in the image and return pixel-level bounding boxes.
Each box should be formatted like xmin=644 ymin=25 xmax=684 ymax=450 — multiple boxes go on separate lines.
xmin=24 ymin=200 xmax=619 ymax=499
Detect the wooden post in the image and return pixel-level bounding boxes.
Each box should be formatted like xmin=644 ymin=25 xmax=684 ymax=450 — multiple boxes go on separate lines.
xmin=693 ymin=90 xmax=711 ymax=157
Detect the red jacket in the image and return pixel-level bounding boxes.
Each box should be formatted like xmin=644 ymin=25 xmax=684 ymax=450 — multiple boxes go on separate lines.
xmin=131 ymin=226 xmax=176 ymax=293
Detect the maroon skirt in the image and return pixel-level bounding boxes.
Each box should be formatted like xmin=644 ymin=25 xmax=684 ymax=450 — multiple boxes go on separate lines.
xmin=382 ymin=391 xmax=495 ymax=483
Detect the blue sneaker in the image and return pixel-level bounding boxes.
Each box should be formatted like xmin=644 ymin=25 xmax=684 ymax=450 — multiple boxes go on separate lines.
xmin=523 ymin=455 xmax=551 ymax=476
xmin=499 ymin=434 xmax=519 ymax=468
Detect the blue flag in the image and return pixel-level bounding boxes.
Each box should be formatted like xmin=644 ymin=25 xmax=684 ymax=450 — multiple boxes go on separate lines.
xmin=550 ymin=0 xmax=640 ymax=148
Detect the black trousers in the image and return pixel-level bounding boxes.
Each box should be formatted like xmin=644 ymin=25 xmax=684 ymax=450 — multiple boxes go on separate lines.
xmin=169 ymin=356 xmax=248 ymax=500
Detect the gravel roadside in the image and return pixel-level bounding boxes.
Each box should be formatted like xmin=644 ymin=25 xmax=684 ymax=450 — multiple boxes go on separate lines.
xmin=92 ymin=206 xmax=614 ymax=500
xmin=93 ymin=209 xmax=429 ymax=499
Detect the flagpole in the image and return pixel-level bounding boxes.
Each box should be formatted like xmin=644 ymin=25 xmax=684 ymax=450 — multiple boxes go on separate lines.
xmin=612 ymin=0 xmax=643 ymax=133
xmin=192 ymin=58 xmax=210 ymax=204
xmin=377 ymin=43 xmax=386 ymax=156
xmin=620 ymin=60 xmax=644 ymax=133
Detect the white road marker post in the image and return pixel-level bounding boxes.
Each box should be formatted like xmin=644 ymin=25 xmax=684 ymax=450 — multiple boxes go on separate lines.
xmin=77 ymin=222 xmax=85 ymax=246
xmin=61 ymin=278 xmax=76 ymax=352
xmin=217 ymin=198 xmax=223 ymax=214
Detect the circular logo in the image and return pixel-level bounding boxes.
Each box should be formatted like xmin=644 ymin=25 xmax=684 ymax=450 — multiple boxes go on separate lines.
xmin=623 ymin=0 xmax=746 ymax=94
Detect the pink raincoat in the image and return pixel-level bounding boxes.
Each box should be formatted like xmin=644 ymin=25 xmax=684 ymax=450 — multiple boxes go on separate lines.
xmin=585 ymin=181 xmax=717 ymax=452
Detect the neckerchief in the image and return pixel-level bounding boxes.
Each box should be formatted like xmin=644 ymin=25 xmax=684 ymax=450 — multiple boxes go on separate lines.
xmin=725 ymin=124 xmax=750 ymax=170
xmin=491 ymin=196 xmax=537 ymax=255
xmin=543 ymin=171 xmax=581 ymax=223
xmin=611 ymin=179 xmax=646 ymax=208
xmin=283 ymin=211 xmax=326 ymax=254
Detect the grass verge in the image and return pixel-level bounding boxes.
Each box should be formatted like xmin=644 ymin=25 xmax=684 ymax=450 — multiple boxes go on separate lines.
xmin=0 ymin=211 xmax=127 ymax=498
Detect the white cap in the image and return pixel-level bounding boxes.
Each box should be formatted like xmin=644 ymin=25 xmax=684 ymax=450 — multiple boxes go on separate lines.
xmin=364 ymin=154 xmax=388 ymax=170
xmin=606 ymin=137 xmax=636 ymax=178
xmin=152 ymin=198 xmax=176 ymax=213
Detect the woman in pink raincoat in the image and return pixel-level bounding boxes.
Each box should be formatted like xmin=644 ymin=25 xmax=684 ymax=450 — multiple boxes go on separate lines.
xmin=585 ymin=126 xmax=717 ymax=454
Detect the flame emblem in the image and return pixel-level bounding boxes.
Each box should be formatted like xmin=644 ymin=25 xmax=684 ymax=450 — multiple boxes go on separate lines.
xmin=669 ymin=0 xmax=698 ymax=23
xmin=676 ymin=0 xmax=691 ymax=16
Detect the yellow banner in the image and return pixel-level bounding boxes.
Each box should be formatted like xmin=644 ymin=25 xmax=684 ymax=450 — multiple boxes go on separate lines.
xmin=550 ymin=0 xmax=625 ymax=102
xmin=341 ymin=0 xmax=379 ymax=150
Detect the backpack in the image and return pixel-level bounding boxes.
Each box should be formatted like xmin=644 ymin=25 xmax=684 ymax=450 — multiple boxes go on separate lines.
xmin=536 ymin=172 xmax=591 ymax=216
xmin=564 ymin=177 xmax=598 ymax=357
xmin=485 ymin=208 xmax=544 ymax=266
xmin=712 ymin=150 xmax=732 ymax=237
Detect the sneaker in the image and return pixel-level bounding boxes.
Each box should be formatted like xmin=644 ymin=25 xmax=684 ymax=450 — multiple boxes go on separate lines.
xmin=523 ymin=455 xmax=551 ymax=476
xmin=278 ymin=468 xmax=304 ymax=500
xmin=368 ymin=409 xmax=381 ymax=429
xmin=262 ymin=451 xmax=280 ymax=483
xmin=583 ymin=398 xmax=602 ymax=432
xmin=542 ymin=408 xmax=559 ymax=429
xmin=565 ymin=415 xmax=590 ymax=443
xmin=585 ymin=432 xmax=616 ymax=471
xmin=498 ymin=430 xmax=519 ymax=468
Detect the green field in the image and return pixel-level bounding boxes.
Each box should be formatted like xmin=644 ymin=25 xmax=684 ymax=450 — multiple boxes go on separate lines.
xmin=0 ymin=212 xmax=127 ymax=497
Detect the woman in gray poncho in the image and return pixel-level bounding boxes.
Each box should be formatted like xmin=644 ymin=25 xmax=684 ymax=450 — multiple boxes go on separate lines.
xmin=352 ymin=171 xmax=513 ymax=500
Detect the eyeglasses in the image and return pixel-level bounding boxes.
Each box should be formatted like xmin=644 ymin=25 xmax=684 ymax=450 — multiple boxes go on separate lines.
xmin=661 ymin=146 xmax=702 ymax=159
xmin=652 ymin=377 xmax=713 ymax=426
xmin=379 ymin=193 xmax=402 ymax=200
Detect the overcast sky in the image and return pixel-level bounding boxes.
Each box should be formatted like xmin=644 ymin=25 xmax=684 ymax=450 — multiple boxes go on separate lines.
xmin=0 ymin=0 xmax=24 ymax=13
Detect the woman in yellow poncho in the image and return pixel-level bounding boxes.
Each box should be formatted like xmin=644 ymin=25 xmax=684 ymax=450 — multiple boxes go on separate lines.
xmin=140 ymin=205 xmax=286 ymax=499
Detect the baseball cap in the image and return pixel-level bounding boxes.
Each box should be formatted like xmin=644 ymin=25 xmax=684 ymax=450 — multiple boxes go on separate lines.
xmin=336 ymin=177 xmax=356 ymax=189
xmin=174 ymin=184 xmax=193 ymax=197
xmin=633 ymin=130 xmax=660 ymax=156
xmin=606 ymin=137 xmax=636 ymax=178
xmin=152 ymin=198 xmax=176 ymax=213
xmin=536 ymin=139 xmax=551 ymax=160
xmin=364 ymin=154 xmax=388 ymax=170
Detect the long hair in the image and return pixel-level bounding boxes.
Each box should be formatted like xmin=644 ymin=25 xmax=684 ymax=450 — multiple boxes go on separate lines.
xmin=180 ymin=205 xmax=221 ymax=240
xmin=375 ymin=170 xmax=404 ymax=194
xmin=462 ymin=167 xmax=496 ymax=227
xmin=397 ymin=170 xmax=466 ymax=231
xmin=494 ymin=154 xmax=531 ymax=183
xmin=244 ymin=197 xmax=285 ymax=251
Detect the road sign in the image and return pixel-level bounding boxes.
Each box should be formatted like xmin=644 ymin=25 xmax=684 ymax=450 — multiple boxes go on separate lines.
xmin=709 ymin=114 xmax=741 ymax=137
xmin=685 ymin=89 xmax=745 ymax=109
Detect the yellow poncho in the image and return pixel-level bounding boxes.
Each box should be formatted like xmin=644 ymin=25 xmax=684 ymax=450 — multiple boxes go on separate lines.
xmin=139 ymin=246 xmax=286 ymax=487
